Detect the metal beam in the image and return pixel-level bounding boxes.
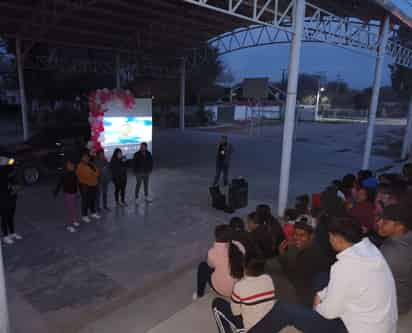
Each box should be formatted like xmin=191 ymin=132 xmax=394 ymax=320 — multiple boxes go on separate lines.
xmin=16 ymin=38 xmax=29 ymax=141
xmin=115 ymin=53 xmax=121 ymax=89
xmin=362 ymin=15 xmax=391 ymax=170
xmin=180 ymin=58 xmax=186 ymax=131
xmin=278 ymin=0 xmax=306 ymax=216
xmin=402 ymin=95 xmax=412 ymax=159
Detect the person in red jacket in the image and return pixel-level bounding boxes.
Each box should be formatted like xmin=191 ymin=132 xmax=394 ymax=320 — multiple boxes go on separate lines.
xmin=349 ymin=187 xmax=376 ymax=233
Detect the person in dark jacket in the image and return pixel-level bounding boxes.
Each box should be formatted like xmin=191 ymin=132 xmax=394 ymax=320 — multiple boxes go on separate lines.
xmin=110 ymin=148 xmax=128 ymax=206
xmin=0 ymin=157 xmax=22 ymax=245
xmin=54 ymin=160 xmax=80 ymax=232
xmin=278 ymin=219 xmax=330 ymax=307
xmin=133 ymin=142 xmax=153 ymax=203
xmin=213 ymin=135 xmax=233 ymax=187
xmin=377 ymin=204 xmax=412 ymax=315
xmin=94 ymin=149 xmax=111 ymax=211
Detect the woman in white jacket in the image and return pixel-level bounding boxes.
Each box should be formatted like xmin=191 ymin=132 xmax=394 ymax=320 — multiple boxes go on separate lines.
xmin=248 ymin=217 xmax=398 ymax=333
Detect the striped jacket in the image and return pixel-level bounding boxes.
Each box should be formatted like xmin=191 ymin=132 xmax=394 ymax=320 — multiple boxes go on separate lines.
xmin=231 ymin=274 xmax=276 ymax=331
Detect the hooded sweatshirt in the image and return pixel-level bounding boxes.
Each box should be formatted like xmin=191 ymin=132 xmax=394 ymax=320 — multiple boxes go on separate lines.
xmin=316 ymin=238 xmax=398 ymax=333
xmin=207 ymin=242 xmax=238 ymax=297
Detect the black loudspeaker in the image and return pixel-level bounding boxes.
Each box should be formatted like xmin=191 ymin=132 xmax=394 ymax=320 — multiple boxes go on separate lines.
xmin=228 ymin=178 xmax=248 ymax=209
xmin=209 ymin=186 xmax=226 ymax=210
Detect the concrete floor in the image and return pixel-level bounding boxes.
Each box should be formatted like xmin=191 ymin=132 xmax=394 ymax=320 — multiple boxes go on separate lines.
xmin=2 ymin=122 xmax=405 ymax=333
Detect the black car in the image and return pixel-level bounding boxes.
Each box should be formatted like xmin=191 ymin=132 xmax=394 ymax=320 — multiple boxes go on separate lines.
xmin=3 ymin=126 xmax=90 ymax=185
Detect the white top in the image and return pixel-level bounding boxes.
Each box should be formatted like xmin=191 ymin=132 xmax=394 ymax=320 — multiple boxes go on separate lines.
xmin=316 ymin=238 xmax=398 ymax=333
xmin=231 ymin=274 xmax=276 ymax=331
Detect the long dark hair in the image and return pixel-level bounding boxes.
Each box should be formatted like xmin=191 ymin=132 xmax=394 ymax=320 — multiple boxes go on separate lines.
xmin=111 ymin=148 xmax=122 ymax=163
xmin=228 ymin=241 xmax=245 ymax=279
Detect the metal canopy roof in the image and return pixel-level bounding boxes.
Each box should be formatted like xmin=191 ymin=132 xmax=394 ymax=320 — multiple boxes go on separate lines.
xmin=0 ymin=1 xmax=409 ymax=51
xmin=0 ymin=0 xmax=243 ymax=57
xmin=0 ymin=0 xmax=411 ymax=70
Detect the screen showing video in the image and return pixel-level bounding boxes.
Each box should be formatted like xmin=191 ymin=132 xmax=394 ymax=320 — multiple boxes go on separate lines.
xmin=103 ymin=116 xmax=152 ymax=147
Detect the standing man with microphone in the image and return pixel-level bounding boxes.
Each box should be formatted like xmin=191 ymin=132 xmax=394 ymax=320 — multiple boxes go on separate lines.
xmin=213 ymin=135 xmax=233 ymax=187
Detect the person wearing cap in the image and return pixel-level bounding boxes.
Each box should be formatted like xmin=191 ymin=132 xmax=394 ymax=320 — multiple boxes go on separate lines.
xmin=249 ymin=217 xmax=397 ymax=333
xmin=377 ymin=204 xmax=412 ymax=315
xmin=278 ymin=216 xmax=330 ymax=307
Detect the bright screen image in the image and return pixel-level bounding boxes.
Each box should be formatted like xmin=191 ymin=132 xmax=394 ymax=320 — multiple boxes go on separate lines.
xmin=103 ymin=116 xmax=152 ymax=147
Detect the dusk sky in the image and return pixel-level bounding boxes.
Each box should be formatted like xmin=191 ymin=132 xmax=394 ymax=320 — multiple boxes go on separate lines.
xmin=222 ymin=0 xmax=412 ymax=89
xmin=222 ymin=42 xmax=392 ymax=90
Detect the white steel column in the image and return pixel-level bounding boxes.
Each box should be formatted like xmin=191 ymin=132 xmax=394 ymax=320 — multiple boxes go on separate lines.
xmin=362 ymin=16 xmax=390 ymax=170
xmin=277 ymin=0 xmax=306 ymax=216
xmin=16 ymin=38 xmax=29 ymax=141
xmin=0 ymin=244 xmax=10 ymax=333
xmin=401 ymin=95 xmax=412 ymax=159
xmin=314 ymin=88 xmax=321 ymax=121
xmin=115 ymin=53 xmax=121 ymax=89
xmin=180 ymin=58 xmax=186 ymax=131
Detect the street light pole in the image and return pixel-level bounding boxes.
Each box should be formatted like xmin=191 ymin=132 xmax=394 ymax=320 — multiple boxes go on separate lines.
xmin=314 ymin=87 xmax=325 ymax=121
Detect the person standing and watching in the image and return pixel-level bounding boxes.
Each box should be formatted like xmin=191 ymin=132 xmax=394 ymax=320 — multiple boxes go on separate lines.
xmin=133 ymin=142 xmax=153 ymax=203
xmin=0 ymin=157 xmax=22 ymax=244
xmin=54 ymin=160 xmax=80 ymax=232
xmin=110 ymin=148 xmax=128 ymax=206
xmin=213 ymin=135 xmax=233 ymax=187
xmin=95 ymin=149 xmax=111 ymax=211
xmin=76 ymin=150 xmax=101 ymax=223
xmin=377 ymin=204 xmax=412 ymax=315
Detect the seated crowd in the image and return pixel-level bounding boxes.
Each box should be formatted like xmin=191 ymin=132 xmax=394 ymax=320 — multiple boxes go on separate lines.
xmin=194 ymin=163 xmax=412 ymax=333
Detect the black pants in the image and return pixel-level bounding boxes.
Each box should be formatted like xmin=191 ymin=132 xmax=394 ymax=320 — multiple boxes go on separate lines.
xmin=249 ymin=301 xmax=348 ymax=333
xmin=212 ymin=298 xmax=243 ymax=333
xmin=114 ymin=179 xmax=126 ymax=203
xmin=197 ymin=261 xmax=215 ymax=297
xmin=214 ymin=162 xmax=229 ymax=186
xmin=1 ymin=203 xmax=16 ymax=237
xmin=135 ymin=174 xmax=149 ymax=198
xmin=79 ymin=185 xmax=97 ymax=216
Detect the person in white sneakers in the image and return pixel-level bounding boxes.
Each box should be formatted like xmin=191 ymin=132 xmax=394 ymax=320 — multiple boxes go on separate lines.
xmin=0 ymin=156 xmax=22 ymax=244
xmin=54 ymin=159 xmax=81 ymax=233
xmin=76 ymin=150 xmax=101 ymax=223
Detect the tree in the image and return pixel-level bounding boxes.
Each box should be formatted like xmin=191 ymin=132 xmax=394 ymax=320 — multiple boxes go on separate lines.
xmin=353 ymin=88 xmax=371 ymax=110
xmin=297 ymin=73 xmax=319 ymax=100
xmin=188 ymin=46 xmax=224 ymax=105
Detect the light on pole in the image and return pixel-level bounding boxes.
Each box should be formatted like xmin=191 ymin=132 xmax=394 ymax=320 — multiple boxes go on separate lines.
xmin=314 ymin=87 xmax=325 ymax=121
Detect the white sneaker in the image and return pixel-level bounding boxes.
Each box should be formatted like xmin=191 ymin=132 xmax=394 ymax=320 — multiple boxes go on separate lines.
xmin=91 ymin=213 xmax=101 ymax=219
xmin=192 ymin=292 xmax=198 ymax=301
xmin=3 ymin=236 xmax=14 ymax=245
xmin=145 ymin=196 xmax=153 ymax=203
xmin=73 ymin=222 xmax=80 ymax=227
xmin=11 ymin=233 xmax=23 ymax=240
xmin=82 ymin=216 xmax=91 ymax=223
xmin=66 ymin=226 xmax=76 ymax=233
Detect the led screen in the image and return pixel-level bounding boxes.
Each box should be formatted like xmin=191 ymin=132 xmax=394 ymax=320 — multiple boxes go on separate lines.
xmin=103 ymin=116 xmax=152 ymax=147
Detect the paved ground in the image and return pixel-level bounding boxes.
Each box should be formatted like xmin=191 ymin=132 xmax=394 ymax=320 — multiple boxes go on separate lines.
xmin=2 ymin=122 xmax=406 ymax=333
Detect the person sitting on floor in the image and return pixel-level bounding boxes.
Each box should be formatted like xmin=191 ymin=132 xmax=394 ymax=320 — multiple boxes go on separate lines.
xmin=194 ymin=225 xmax=238 ymax=300
xmin=295 ymin=194 xmax=310 ymax=215
xmin=278 ymin=217 xmax=330 ymax=307
xmin=256 ymin=204 xmax=285 ymax=257
xmin=229 ymin=216 xmax=248 ymax=243
xmin=377 ymin=204 xmax=412 ymax=315
xmin=248 ymin=217 xmax=398 ymax=333
xmin=349 ymin=187 xmax=376 ymax=233
xmin=212 ymin=242 xmax=275 ymax=333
